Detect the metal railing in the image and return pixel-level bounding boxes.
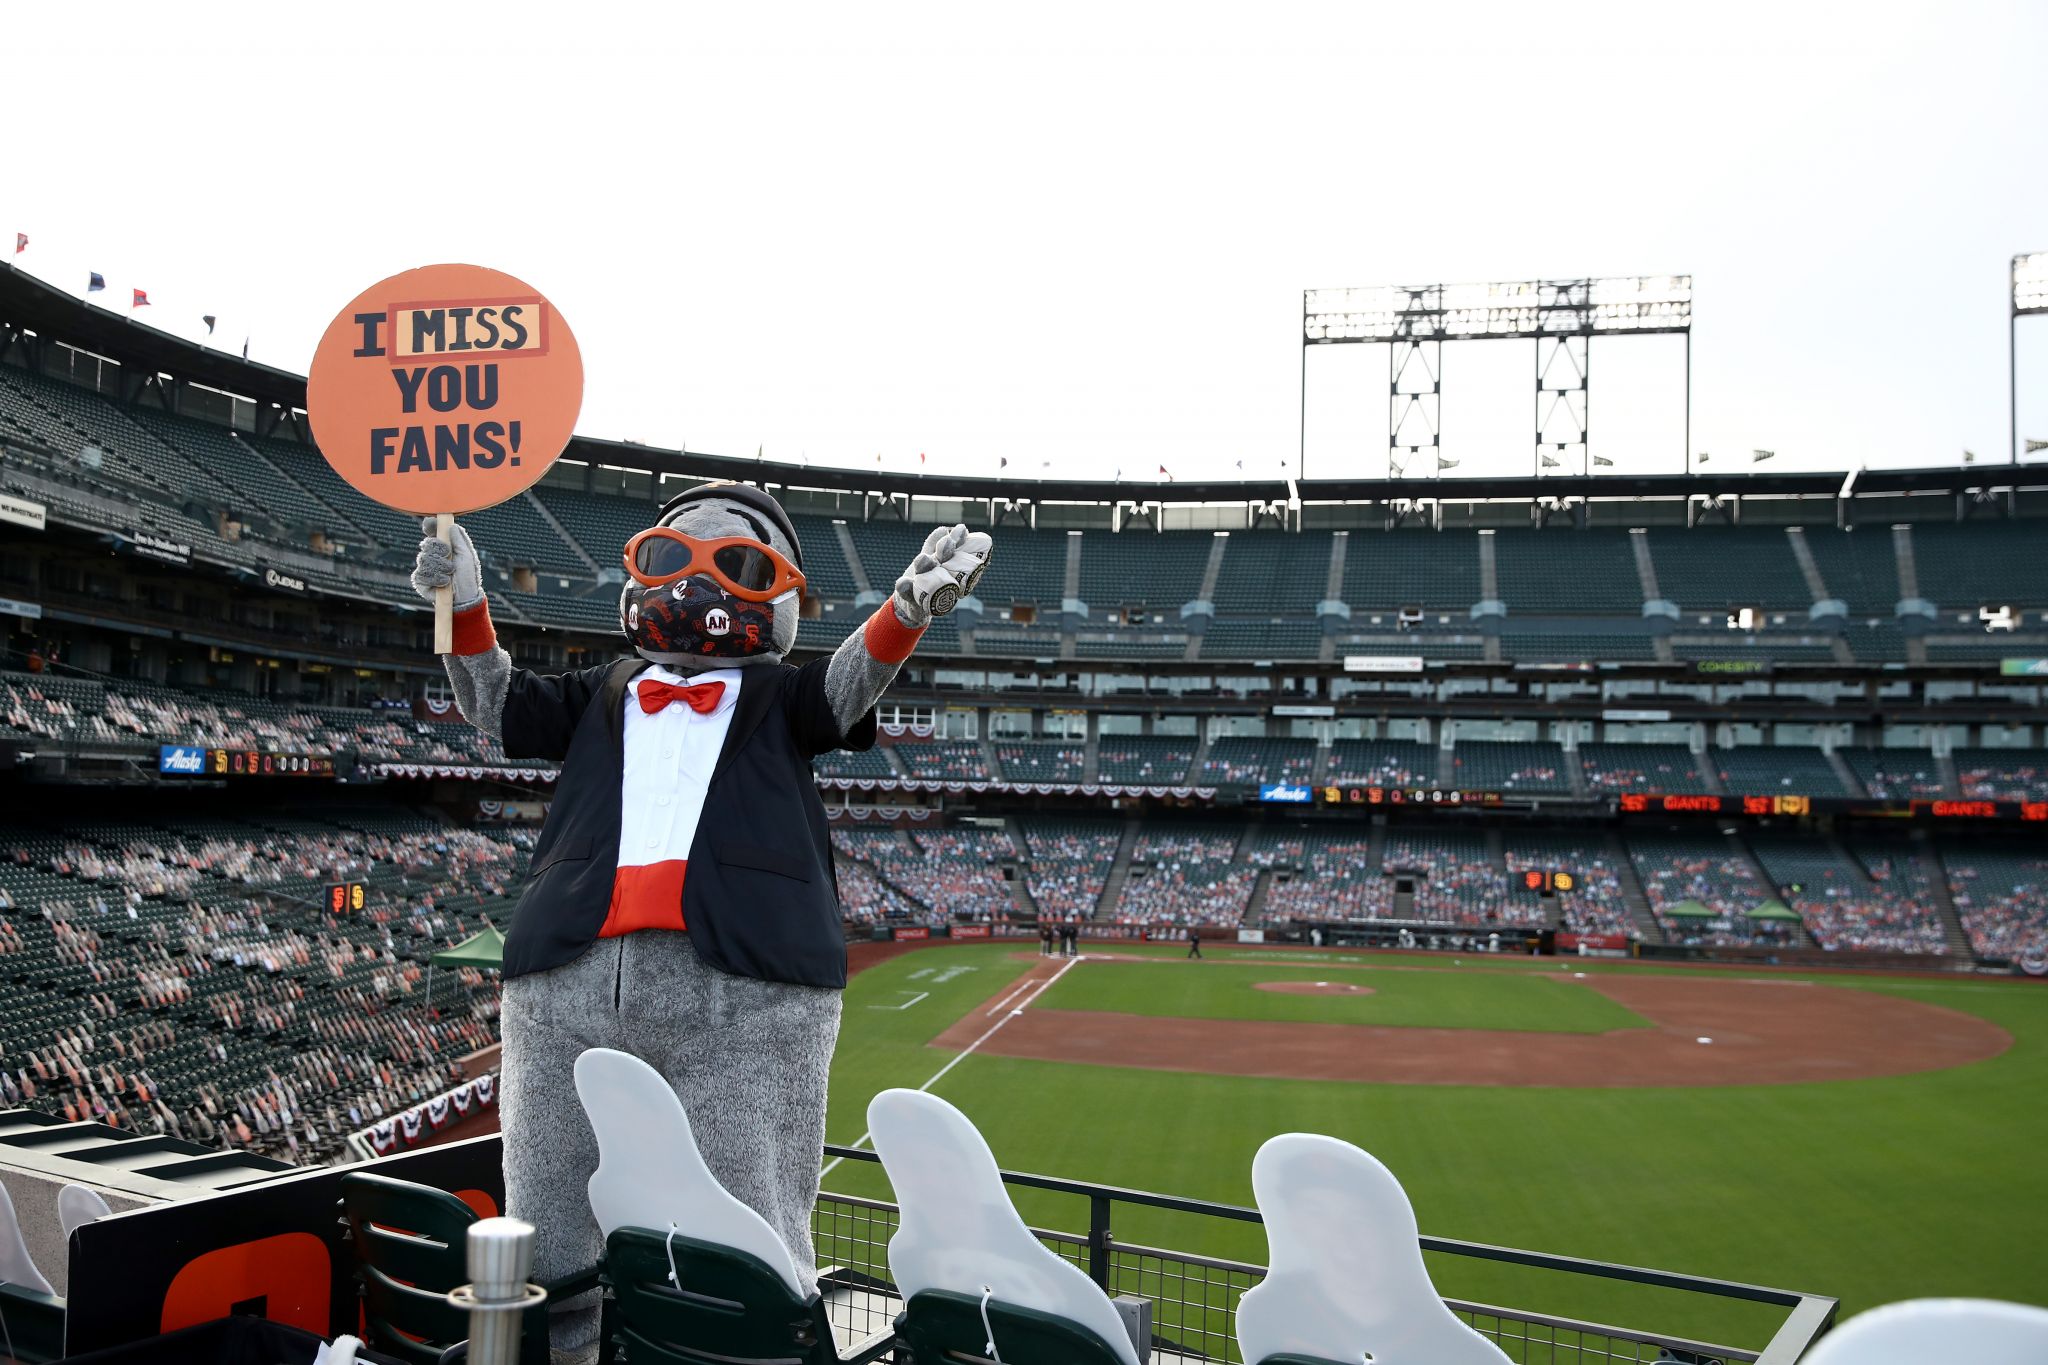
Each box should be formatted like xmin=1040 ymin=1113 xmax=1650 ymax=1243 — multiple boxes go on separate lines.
xmin=813 ymin=1144 xmax=1836 ymax=1365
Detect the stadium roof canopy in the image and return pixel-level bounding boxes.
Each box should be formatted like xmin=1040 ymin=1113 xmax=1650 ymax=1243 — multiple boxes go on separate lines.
xmin=5 ymin=261 xmax=2042 ymax=510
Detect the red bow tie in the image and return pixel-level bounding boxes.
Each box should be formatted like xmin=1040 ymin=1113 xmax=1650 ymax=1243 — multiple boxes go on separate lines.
xmin=637 ymin=678 xmax=726 ymax=716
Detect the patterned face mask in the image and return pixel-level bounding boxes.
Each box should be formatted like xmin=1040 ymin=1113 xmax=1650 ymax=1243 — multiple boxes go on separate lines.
xmin=622 ymin=574 xmax=783 ymax=659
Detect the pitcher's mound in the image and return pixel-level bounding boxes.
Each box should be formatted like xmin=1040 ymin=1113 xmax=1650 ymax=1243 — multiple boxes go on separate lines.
xmin=1255 ymin=980 xmax=1375 ymax=997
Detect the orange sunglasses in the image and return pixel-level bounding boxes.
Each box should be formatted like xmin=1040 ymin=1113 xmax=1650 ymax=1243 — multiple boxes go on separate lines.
xmin=622 ymin=528 xmax=807 ymax=602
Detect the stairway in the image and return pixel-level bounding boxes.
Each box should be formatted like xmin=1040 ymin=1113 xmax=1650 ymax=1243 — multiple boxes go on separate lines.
xmin=1082 ymin=722 xmax=1102 ymax=784
xmin=1366 ymin=816 xmax=1388 ymax=875
xmin=1318 ymin=533 xmax=1348 ymax=664
xmin=1244 ymin=869 xmax=1276 ymax=926
xmin=978 ymin=736 xmax=1002 ymax=783
xmin=524 ymin=488 xmax=600 ymax=572
xmin=1782 ymin=527 xmax=1849 ymax=672
xmin=1934 ymin=748 xmax=1963 ymax=799
xmin=1188 ymin=730 xmax=1215 ymax=786
xmin=227 ymin=430 xmax=373 ymax=542
xmin=1911 ymin=832 xmax=1976 ymax=960
xmin=1003 ymin=819 xmax=1042 ymax=919
xmin=833 ymin=522 xmax=873 ymax=596
xmin=1092 ymin=817 xmax=1143 ymax=919
xmin=1824 ymin=748 xmax=1866 ymax=798
xmin=1892 ymin=525 xmax=1930 ymax=666
xmin=1058 ymin=531 xmax=1082 ymax=662
xmin=1563 ymin=742 xmax=1590 ymax=799
xmin=1606 ymin=831 xmax=1665 ymax=944
xmin=1183 ymin=535 xmax=1229 ymax=663
xmin=1310 ymin=741 xmax=1333 ymax=786
xmin=1692 ymin=740 xmax=1725 ymax=795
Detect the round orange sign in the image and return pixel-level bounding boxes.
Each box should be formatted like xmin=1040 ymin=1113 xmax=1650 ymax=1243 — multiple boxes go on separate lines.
xmin=306 ymin=263 xmax=583 ymax=515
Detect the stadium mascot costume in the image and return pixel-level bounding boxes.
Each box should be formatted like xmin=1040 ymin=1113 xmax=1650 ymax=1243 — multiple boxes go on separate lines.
xmin=411 ymin=482 xmax=991 ymax=1361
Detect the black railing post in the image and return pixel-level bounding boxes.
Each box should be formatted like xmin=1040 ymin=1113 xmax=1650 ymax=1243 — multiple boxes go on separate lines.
xmin=1087 ymin=1194 xmax=1112 ymax=1288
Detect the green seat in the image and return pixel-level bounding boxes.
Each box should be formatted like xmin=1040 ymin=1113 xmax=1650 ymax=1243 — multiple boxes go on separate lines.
xmin=599 ymin=1225 xmax=892 ymax=1365
xmin=892 ymin=1288 xmax=1132 ymax=1365
xmin=0 ymin=1282 xmax=64 ymax=1363
xmin=341 ymin=1172 xmax=592 ymax=1365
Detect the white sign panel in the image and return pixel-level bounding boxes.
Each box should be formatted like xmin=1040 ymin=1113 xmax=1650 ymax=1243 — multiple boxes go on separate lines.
xmin=0 ymin=494 xmax=46 ymax=531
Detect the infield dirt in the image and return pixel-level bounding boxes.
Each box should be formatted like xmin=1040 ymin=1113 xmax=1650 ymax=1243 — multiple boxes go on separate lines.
xmin=934 ymin=956 xmax=2010 ymax=1086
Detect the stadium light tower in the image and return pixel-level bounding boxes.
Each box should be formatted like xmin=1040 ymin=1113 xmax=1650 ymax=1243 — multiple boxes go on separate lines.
xmin=2013 ymin=252 xmax=2048 ymax=465
xmin=1300 ymin=274 xmax=1692 ymax=481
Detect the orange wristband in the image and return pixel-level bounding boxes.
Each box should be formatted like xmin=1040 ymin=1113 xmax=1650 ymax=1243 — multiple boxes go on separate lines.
xmin=862 ymin=601 xmax=926 ymax=665
xmin=449 ymin=598 xmax=498 ymax=656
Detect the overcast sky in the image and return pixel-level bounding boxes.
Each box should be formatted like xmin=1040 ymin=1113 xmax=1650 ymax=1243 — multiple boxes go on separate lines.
xmin=5 ymin=1 xmax=2045 ymax=487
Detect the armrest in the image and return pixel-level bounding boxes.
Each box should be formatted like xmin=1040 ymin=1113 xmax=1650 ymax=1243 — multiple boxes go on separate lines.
xmin=539 ymin=1263 xmax=603 ymax=1301
xmin=840 ymin=1326 xmax=898 ymax=1365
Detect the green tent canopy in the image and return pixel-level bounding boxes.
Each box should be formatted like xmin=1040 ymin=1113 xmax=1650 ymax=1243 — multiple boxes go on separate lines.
xmin=1660 ymin=900 xmax=1716 ymax=919
xmin=432 ymin=924 xmax=505 ymax=971
xmin=1747 ymin=900 xmax=1802 ymax=922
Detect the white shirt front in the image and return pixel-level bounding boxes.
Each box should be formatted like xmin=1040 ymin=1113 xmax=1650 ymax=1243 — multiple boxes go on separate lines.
xmin=617 ymin=665 xmax=742 ymax=872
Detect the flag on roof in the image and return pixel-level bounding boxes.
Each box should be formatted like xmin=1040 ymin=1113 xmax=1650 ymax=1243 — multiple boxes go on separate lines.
xmin=998 ymin=457 xmax=1008 ymax=469
xmin=918 ymin=452 xmax=926 ymax=464
xmin=2027 ymin=439 xmax=2048 ymax=454
xmin=132 ymin=289 xmax=150 ymax=309
xmin=1593 ymin=455 xmax=1614 ymax=467
xmin=1540 ymin=453 xmax=1561 ymax=468
xmin=202 ymin=315 xmax=216 ymax=335
xmin=1751 ymin=449 xmax=1774 ymax=462
xmin=88 ymin=272 xmax=105 ymax=292
xmin=12 ymin=233 xmax=23 ymax=255
xmin=242 ymin=338 xmax=250 ymax=360
xmin=1158 ymin=464 xmax=1173 ymax=482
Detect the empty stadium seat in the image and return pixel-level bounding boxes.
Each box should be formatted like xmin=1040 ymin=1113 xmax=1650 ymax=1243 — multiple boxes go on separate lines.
xmin=866 ymin=1088 xmax=1141 ymax=1365
xmin=1799 ymin=1299 xmax=2048 ymax=1365
xmin=1237 ymin=1133 xmax=1510 ymax=1365
xmin=574 ymin=1048 xmax=824 ymax=1308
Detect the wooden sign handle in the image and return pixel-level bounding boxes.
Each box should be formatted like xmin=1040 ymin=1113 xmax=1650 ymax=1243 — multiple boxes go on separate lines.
xmin=433 ymin=512 xmax=455 ymax=654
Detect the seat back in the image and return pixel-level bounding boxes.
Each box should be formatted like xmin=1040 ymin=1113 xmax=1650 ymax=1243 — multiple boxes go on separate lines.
xmin=573 ymin=1047 xmax=809 ymax=1299
xmin=57 ymin=1184 xmax=112 ymax=1241
xmin=603 ymin=1225 xmax=834 ymax=1365
xmin=1801 ymin=1298 xmax=2048 ymax=1365
xmin=340 ymin=1171 xmax=484 ymax=1365
xmin=865 ymin=1088 xmax=1139 ymax=1365
xmin=1236 ymin=1133 xmax=1509 ymax=1365
xmin=0 ymin=1179 xmax=53 ymax=1297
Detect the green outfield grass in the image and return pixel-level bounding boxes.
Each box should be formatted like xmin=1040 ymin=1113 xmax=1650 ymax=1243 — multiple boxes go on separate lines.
xmin=1032 ymin=955 xmax=1653 ymax=1033
xmin=817 ymin=943 xmax=2048 ymax=1353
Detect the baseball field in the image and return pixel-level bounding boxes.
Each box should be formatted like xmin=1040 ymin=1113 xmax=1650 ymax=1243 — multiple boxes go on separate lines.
xmin=816 ymin=941 xmax=2048 ymax=1352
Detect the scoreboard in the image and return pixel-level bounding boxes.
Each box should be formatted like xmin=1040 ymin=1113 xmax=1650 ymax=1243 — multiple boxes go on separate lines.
xmin=1318 ymin=786 xmax=1506 ymax=808
xmin=160 ymin=745 xmax=335 ymax=778
xmin=326 ymin=882 xmax=366 ymax=914
xmin=1617 ymin=792 xmax=2048 ymax=822
xmin=1520 ymin=870 xmax=1577 ymax=893
xmin=208 ymin=749 xmax=335 ymax=778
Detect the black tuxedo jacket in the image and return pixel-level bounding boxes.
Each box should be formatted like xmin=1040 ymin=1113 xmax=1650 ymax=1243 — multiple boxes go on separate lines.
xmin=496 ymin=655 xmax=876 ymax=988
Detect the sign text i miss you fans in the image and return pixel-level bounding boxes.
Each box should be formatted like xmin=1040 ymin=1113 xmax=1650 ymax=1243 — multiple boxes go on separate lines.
xmin=307 ymin=264 xmax=582 ymax=517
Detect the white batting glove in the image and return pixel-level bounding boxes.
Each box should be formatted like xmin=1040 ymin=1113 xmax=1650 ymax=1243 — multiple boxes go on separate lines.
xmin=410 ymin=518 xmax=485 ymax=609
xmin=893 ymin=524 xmax=993 ymax=626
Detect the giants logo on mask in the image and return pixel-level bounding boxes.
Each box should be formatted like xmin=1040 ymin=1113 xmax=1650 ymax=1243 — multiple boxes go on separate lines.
xmin=623 ymin=576 xmax=775 ymax=659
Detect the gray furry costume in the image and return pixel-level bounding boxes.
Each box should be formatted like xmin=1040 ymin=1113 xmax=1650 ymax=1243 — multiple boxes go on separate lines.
xmin=412 ymin=486 xmax=990 ymax=1359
